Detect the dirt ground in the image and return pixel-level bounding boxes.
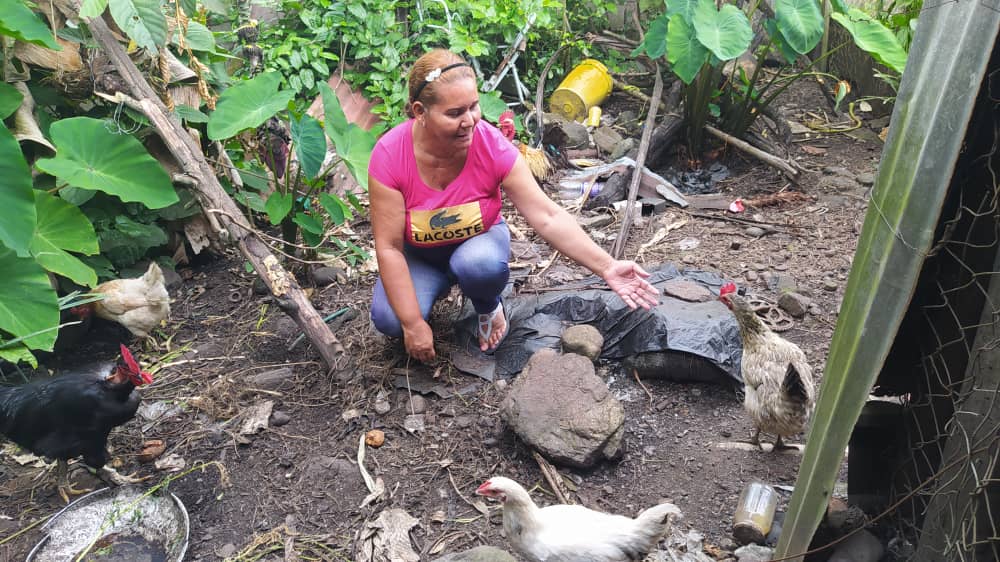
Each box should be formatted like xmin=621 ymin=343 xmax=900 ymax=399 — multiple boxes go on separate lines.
xmin=0 ymin=77 xmax=884 ymax=561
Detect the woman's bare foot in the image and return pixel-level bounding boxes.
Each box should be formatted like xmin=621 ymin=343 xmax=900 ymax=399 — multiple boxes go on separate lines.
xmin=478 ymin=303 xmax=508 ymax=352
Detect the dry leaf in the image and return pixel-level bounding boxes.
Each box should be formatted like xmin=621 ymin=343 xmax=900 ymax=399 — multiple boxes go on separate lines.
xmin=365 ymin=429 xmax=385 ymax=448
xmin=800 ymin=145 xmax=827 ymax=156
xmin=138 ymin=439 xmax=166 ymax=462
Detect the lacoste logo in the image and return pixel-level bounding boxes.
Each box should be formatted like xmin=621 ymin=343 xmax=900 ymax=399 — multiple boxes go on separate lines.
xmin=429 ymin=209 xmax=462 ymax=230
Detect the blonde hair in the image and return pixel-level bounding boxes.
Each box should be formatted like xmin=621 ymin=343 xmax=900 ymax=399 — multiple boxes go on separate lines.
xmin=405 ymin=49 xmax=475 ymax=118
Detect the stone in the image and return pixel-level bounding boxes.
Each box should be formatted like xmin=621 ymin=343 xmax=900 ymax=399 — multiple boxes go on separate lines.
xmin=867 ymin=116 xmax=890 ymax=130
xmin=609 ymin=137 xmax=637 ymax=161
xmin=592 ymin=125 xmax=625 ymax=154
xmin=269 ymin=410 xmax=291 ymax=427
xmin=219 ymin=543 xmax=238 ymax=558
xmin=822 ymin=165 xmax=852 ymax=177
xmin=662 ymin=279 xmax=714 ymax=302
xmin=745 ymin=270 xmax=759 ymax=282
xmin=578 ymin=213 xmax=614 ymax=230
xmin=823 ymin=278 xmax=839 ymax=292
xmin=777 ymin=292 xmax=811 ymax=318
xmin=433 ymin=546 xmax=517 ymax=562
xmin=745 ymin=226 xmax=766 ymax=238
xmin=829 ymin=529 xmax=884 ymax=562
xmin=501 ymin=349 xmax=625 ymax=468
xmin=774 ymin=274 xmax=798 ymax=293
xmin=252 ymin=277 xmax=269 ymax=295
xmin=161 ymin=266 xmax=183 ymax=292
xmin=247 ymin=367 xmax=295 ymax=391
xmin=819 ymin=175 xmax=861 ymax=192
xmin=734 ymin=544 xmax=774 ymax=562
xmin=312 ymin=266 xmax=344 ymax=286
xmin=374 ymin=391 xmax=391 ymax=414
xmin=543 ymin=113 xmax=589 ymax=148
xmin=856 ymin=171 xmax=877 ymax=186
xmin=561 ymin=324 xmax=604 ymax=361
xmin=406 ymin=394 xmax=428 ymax=414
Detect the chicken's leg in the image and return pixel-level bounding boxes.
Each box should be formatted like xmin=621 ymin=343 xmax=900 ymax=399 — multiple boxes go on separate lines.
xmin=97 ymin=466 xmax=151 ymax=487
xmin=54 ymin=460 xmax=92 ymax=503
xmin=772 ymin=435 xmax=798 ymax=452
xmin=749 ymin=429 xmax=763 ymax=450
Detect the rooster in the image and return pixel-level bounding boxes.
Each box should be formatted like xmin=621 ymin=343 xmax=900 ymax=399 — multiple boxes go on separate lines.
xmin=476 ymin=476 xmax=682 ymax=561
xmin=72 ymin=262 xmax=170 ymax=338
xmin=719 ymin=283 xmax=815 ymax=451
xmin=497 ymin=109 xmax=552 ymax=181
xmin=0 ymin=344 xmax=153 ymax=502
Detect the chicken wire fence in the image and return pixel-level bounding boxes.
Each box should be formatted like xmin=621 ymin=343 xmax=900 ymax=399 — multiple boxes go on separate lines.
xmin=856 ymin=60 xmax=1000 ymax=562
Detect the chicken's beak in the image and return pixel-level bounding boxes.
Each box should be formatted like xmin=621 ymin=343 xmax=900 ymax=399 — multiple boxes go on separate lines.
xmin=475 ymin=482 xmax=492 ymax=496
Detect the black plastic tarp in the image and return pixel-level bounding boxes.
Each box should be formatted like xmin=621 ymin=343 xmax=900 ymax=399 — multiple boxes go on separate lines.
xmin=450 ymin=263 xmax=743 ymax=385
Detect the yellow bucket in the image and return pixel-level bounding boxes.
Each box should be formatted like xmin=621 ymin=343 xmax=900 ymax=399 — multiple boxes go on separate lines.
xmin=549 ymin=59 xmax=613 ymax=122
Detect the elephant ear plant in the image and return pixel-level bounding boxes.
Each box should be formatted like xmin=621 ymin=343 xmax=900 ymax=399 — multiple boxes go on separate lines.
xmin=634 ymin=0 xmax=907 ymax=155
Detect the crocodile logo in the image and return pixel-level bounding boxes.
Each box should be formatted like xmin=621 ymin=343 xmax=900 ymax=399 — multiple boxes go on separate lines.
xmin=429 ymin=209 xmax=462 ymax=230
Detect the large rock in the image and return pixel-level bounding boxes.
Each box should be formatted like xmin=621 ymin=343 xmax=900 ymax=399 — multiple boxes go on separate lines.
xmin=433 ymin=546 xmax=517 ymax=561
xmin=561 ymin=324 xmax=604 ymax=362
xmin=500 ymin=349 xmax=625 ymax=468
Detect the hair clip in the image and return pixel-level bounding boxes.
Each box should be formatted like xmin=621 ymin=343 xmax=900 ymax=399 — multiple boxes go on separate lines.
xmin=425 ymin=67 xmax=444 ymax=82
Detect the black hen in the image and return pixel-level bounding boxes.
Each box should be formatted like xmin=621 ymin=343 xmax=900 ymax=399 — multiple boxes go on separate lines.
xmin=0 ymin=344 xmax=153 ymax=501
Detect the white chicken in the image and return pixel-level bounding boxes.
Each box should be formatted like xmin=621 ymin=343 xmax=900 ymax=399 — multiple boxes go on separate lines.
xmin=719 ymin=282 xmax=815 ymax=450
xmin=89 ymin=262 xmax=171 ymax=338
xmin=476 ymin=476 xmax=682 ymax=562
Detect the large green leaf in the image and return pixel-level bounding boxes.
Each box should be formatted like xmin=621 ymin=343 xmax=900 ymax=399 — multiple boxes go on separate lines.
xmin=832 ymin=8 xmax=908 ymax=73
xmin=290 ymin=113 xmax=326 ymax=180
xmin=0 ymin=126 xmax=37 ymax=255
xmin=774 ymin=4 xmax=1000 ymax=561
xmin=667 ymin=13 xmax=709 ymax=84
xmin=0 ymin=247 xmax=59 ymax=350
xmin=764 ymin=18 xmax=800 ymax=65
xmin=79 ymin=0 xmax=109 ymax=18
xmin=774 ymin=0 xmax=824 ymax=54
xmin=265 ymin=192 xmax=293 ymax=225
xmin=0 ymin=0 xmax=60 ymax=49
xmin=691 ymin=0 xmax=753 ymax=61
xmin=108 ymin=0 xmax=167 ymax=53
xmin=172 ymin=20 xmax=215 ymax=52
xmin=666 ymin=0 xmax=698 ymax=21
xmin=478 ymin=91 xmax=508 ymax=123
xmin=35 ymin=117 xmax=178 ymax=209
xmin=0 ymin=82 xmax=23 ymax=119
xmin=208 ymin=72 xmax=295 ymax=140
xmin=29 ymin=191 xmax=99 ymax=287
xmin=635 ymin=14 xmax=669 ymax=59
xmin=98 ymin=215 xmax=168 ymax=266
xmin=0 ymin=342 xmax=37 ymax=368
xmin=319 ymin=81 xmax=378 ymax=190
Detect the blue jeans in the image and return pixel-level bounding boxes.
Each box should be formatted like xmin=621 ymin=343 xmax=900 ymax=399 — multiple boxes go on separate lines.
xmin=371 ymin=222 xmax=510 ymax=337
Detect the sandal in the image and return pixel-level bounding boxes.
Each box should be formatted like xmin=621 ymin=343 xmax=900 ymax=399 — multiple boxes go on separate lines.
xmin=477 ymin=300 xmax=508 ymax=353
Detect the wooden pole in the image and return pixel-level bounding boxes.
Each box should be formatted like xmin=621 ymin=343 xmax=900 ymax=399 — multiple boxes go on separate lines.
xmin=81 ymin=8 xmax=345 ymax=370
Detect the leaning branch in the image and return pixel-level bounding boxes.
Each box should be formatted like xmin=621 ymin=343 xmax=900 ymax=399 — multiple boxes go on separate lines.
xmin=705 ymin=125 xmax=802 ymax=183
xmin=81 ymin=7 xmax=345 ymax=370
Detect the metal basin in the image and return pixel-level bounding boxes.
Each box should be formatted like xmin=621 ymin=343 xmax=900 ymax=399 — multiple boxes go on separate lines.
xmin=26 ymin=485 xmax=189 ymax=562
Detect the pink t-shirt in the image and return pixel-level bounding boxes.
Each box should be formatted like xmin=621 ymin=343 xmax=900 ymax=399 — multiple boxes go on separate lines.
xmin=368 ymin=119 xmax=519 ymax=247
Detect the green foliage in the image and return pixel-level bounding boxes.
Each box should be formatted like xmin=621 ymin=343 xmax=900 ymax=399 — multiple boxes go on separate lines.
xmin=207 ymin=72 xmax=296 ymax=140
xmin=108 ymin=0 xmax=168 ymax=53
xmin=30 ymin=191 xmax=100 ymax=287
xmin=832 ymin=8 xmax=908 ymax=73
xmin=0 ymin=247 xmax=60 ymax=353
xmin=0 ymin=0 xmax=60 ymax=49
xmin=0 ymin=126 xmax=37 ymax=254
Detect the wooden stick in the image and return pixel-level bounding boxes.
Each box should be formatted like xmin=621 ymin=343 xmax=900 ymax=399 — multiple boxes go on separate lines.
xmin=705 ymin=125 xmax=802 ymax=183
xmin=81 ymin=6 xmax=345 ymax=371
xmin=532 ymin=451 xmax=571 ymax=505
xmin=611 ymin=64 xmax=664 ymax=259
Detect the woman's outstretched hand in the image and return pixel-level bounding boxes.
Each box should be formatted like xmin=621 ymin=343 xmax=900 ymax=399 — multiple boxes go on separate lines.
xmin=603 ymin=260 xmax=660 ymax=310
xmin=402 ymin=319 xmax=437 ymax=362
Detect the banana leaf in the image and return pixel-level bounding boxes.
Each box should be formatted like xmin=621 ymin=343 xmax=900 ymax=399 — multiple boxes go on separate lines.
xmin=774 ymin=4 xmax=1000 ymax=561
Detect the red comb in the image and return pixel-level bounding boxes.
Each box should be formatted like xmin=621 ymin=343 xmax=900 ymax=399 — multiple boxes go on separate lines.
xmin=120 ymin=344 xmax=140 ymax=372
xmin=719 ymin=282 xmax=737 ymax=297
xmin=499 ymin=110 xmax=514 ymax=123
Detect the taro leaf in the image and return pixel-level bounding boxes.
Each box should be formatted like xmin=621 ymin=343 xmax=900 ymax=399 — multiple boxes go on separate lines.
xmin=829 ymin=0 xmax=849 ymax=14
xmin=319 ymin=81 xmax=377 ymax=190
xmin=0 ymin=126 xmax=37 ymax=255
xmin=293 ymin=211 xmax=324 ymax=235
xmin=0 ymin=82 xmax=23 ymax=119
xmin=774 ymin=0 xmax=824 ymax=54
xmin=666 ymin=13 xmax=710 ymax=84
xmin=208 ymin=72 xmax=295 ymax=140
xmin=201 ymin=0 xmax=227 ymax=14
xmin=174 ymin=104 xmax=209 ymax=123
xmin=59 ymin=186 xmax=97 ymax=206
xmin=98 ymin=215 xmax=168 ymax=266
xmin=0 ymin=247 xmax=59 ymax=351
xmin=0 ymin=0 xmax=60 ymax=49
xmin=478 ymin=91 xmax=508 ymax=124
xmin=764 ymin=19 xmax=799 ymax=65
xmin=173 ymin=20 xmax=215 ymax=52
xmin=320 ymin=193 xmax=348 ymax=225
xmin=30 ymin=191 xmax=99 ymax=287
xmin=179 ymin=0 xmax=196 ymax=17
xmin=0 ymin=342 xmax=37 ymax=368
xmin=775 ymin=2 xmax=1000 ymax=559
xmin=234 ymin=190 xmax=266 ymax=213
xmin=290 ymin=113 xmax=326 ymax=180
xmin=634 ymin=14 xmax=669 ymax=59
xmin=692 ymin=0 xmax=753 ymax=62
xmin=265 ymin=192 xmax=294 ymax=225
xmin=156 ymin=188 xmax=201 ymax=220
xmin=79 ymin=0 xmax=109 ymax=18
xmin=108 ymin=0 xmax=168 ymax=54
xmin=35 ymin=117 xmax=178 ymax=209
xmin=832 ymin=8 xmax=908 ymax=73
xmin=80 ymin=254 xmax=117 ymax=280
xmin=666 ymin=0 xmax=698 ymax=21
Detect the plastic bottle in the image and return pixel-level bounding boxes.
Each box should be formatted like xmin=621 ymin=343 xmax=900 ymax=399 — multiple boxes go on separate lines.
xmin=732 ymin=480 xmax=778 ymax=545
